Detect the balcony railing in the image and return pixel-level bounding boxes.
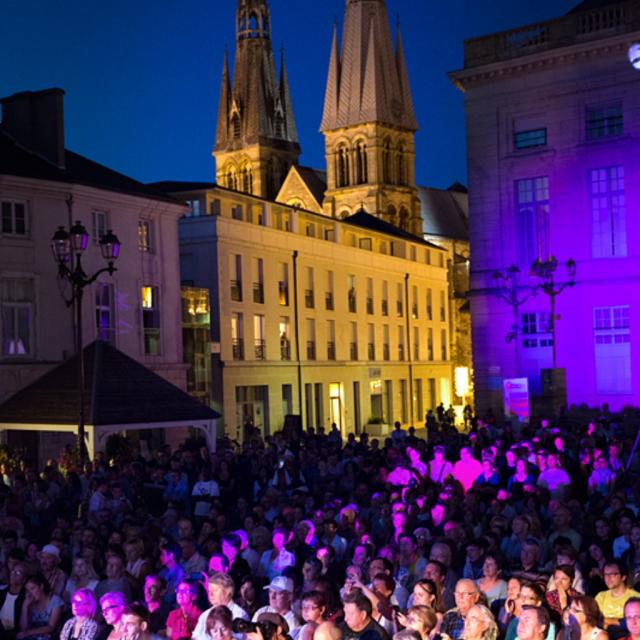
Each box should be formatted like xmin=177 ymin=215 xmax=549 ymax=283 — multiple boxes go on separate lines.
xmin=381 ymin=300 xmax=389 ymax=316
xmin=350 ymin=342 xmax=358 ymax=361
xmin=280 ymin=339 xmax=291 ymax=360
xmin=253 ymin=283 xmax=264 ymax=303
xmin=307 ymin=341 xmax=316 ymax=360
xmin=232 ymin=338 xmax=244 ymax=360
xmin=230 ymin=280 xmax=242 ymax=302
xmin=327 ymin=341 xmax=336 ymax=360
xmin=348 ymin=290 xmax=357 ymax=313
xmin=254 ymin=339 xmax=265 ymax=360
xmin=325 ymin=292 xmax=334 ymax=310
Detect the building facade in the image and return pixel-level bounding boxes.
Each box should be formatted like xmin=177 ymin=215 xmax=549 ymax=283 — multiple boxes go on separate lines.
xmin=173 ymin=184 xmax=452 ymax=440
xmin=0 ymin=89 xmax=187 ymax=407
xmin=450 ymin=1 xmax=640 ymax=414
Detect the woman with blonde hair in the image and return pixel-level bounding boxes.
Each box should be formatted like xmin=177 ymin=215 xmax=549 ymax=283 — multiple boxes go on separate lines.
xmin=59 ymin=588 xmax=99 ymax=640
xmin=63 ymin=557 xmax=99 ymax=604
xmin=398 ymin=605 xmax=439 ymax=640
xmin=462 ymin=604 xmax=499 ymax=640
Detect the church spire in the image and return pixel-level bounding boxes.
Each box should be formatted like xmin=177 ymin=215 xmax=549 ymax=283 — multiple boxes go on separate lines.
xmin=213 ymin=0 xmax=301 ymax=199
xmin=395 ymin=23 xmax=417 ymax=130
xmin=320 ymin=0 xmax=418 ymax=132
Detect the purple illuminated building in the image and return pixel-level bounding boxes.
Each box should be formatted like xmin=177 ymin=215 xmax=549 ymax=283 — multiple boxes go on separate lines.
xmin=450 ymin=1 xmax=640 ymax=416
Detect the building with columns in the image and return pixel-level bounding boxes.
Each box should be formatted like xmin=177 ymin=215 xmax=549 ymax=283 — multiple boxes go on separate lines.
xmin=450 ymin=0 xmax=640 ymax=415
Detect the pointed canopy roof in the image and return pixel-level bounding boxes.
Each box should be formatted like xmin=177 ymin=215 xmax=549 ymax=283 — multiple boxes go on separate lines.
xmin=0 ymin=340 xmax=219 ymax=426
xmin=320 ymin=0 xmax=418 ymax=132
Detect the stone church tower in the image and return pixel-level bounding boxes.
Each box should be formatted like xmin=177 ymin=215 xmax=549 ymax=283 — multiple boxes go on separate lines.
xmin=321 ymin=0 xmax=422 ymax=236
xmin=213 ymin=0 xmax=300 ymax=200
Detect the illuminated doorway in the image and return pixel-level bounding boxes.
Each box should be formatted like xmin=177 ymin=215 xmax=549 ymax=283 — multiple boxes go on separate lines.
xmin=329 ymin=382 xmax=344 ymax=431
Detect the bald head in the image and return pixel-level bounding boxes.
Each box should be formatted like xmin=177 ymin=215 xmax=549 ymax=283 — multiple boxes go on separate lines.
xmin=454 ymin=579 xmax=480 ymax=615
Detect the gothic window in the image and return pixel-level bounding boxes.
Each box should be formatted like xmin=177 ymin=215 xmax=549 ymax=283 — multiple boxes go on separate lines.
xmin=399 ymin=207 xmax=409 ymax=231
xmin=383 ymin=139 xmax=392 ymax=184
xmin=397 ymin=144 xmax=406 ymax=186
xmin=337 ymin=145 xmax=350 ymax=187
xmin=232 ymin=113 xmax=241 ymax=139
xmin=387 ymin=205 xmax=397 ymax=226
xmin=249 ymin=12 xmax=258 ymax=37
xmin=355 ymin=141 xmax=367 ymax=184
xmin=241 ymin=165 xmax=252 ymax=194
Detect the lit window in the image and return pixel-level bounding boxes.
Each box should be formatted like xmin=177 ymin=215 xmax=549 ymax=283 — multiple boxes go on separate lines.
xmin=95 ymin=282 xmax=116 ymax=345
xmin=141 ymin=286 xmax=160 ymax=355
xmin=92 ymin=210 xmax=108 ymax=243
xmin=1 ymin=278 xmax=34 ymax=357
xmin=591 ymin=166 xmax=626 ymax=258
xmin=138 ymin=220 xmax=154 ymax=252
xmin=594 ymin=306 xmax=631 ymax=393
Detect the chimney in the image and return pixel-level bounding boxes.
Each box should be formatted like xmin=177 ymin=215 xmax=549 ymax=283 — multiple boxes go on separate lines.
xmin=1 ymin=88 xmax=66 ymax=169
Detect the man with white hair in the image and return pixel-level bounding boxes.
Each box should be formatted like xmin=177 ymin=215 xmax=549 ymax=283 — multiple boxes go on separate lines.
xmin=192 ymin=572 xmax=249 ymax=640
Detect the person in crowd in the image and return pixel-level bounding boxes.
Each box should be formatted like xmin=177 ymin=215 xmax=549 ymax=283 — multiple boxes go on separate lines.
xmin=37 ymin=545 xmax=66 ymax=599
xmin=143 ymin=575 xmax=172 ymax=635
xmin=0 ymin=561 xmax=28 ymax=640
xmin=293 ymin=590 xmax=327 ymax=640
xmin=98 ymin=591 xmax=127 ymax=640
xmin=124 ymin=539 xmax=153 ymax=591
xmin=595 ymin=562 xmax=640 ymax=630
xmin=259 ymin=528 xmax=296 ymax=580
xmin=64 ymin=557 xmax=100 ymax=604
xmin=253 ymin=576 xmax=298 ymax=632
xmin=121 ymin=602 xmax=163 ymax=640
xmin=546 ymin=565 xmax=581 ymax=617
xmin=166 ymin=579 xmax=203 ymax=640
xmin=623 ymin=598 xmax=640 ymax=640
xmin=341 ymin=589 xmax=390 ymax=640
xmin=517 ymin=607 xmax=552 ymax=640
xmin=96 ymin=554 xmax=133 ymax=603
xmin=440 ymin=579 xmax=481 ymax=640
xmin=477 ymin=552 xmax=508 ymax=606
xmin=17 ymin=573 xmax=63 ymax=640
xmin=398 ymin=605 xmax=438 ymax=640
xmin=504 ymin=582 xmax=552 ymax=640
xmin=462 ymin=604 xmax=499 ymax=640
xmin=59 ymin=588 xmax=99 ymax=640
xmin=563 ymin=595 xmax=608 ymax=640
xmin=193 ymin=572 xmax=249 ymax=640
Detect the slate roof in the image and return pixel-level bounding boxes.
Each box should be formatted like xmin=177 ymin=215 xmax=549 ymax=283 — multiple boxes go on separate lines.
xmin=0 ymin=129 xmax=182 ymax=205
xmin=343 ymin=210 xmax=444 ymax=250
xmin=147 ymin=180 xmax=216 ymax=193
xmin=567 ymin=0 xmax=625 ymax=14
xmin=418 ymin=184 xmax=469 ymax=241
xmin=294 ymin=166 xmax=327 ymax=207
xmin=0 ymin=341 xmax=218 ymax=426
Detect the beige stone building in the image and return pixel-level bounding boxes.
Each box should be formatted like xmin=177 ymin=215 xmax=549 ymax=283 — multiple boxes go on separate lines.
xmin=167 ymin=184 xmax=452 ymax=439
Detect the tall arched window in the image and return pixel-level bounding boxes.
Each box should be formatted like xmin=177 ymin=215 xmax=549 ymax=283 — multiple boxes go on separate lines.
xmin=383 ymin=139 xmax=392 ymax=184
xmin=274 ymin=113 xmax=284 ymax=139
xmin=387 ymin=205 xmax=397 ymax=226
xmin=397 ymin=144 xmax=406 ymax=186
xmin=249 ymin=12 xmax=258 ymax=37
xmin=337 ymin=145 xmax=350 ymax=187
xmin=355 ymin=141 xmax=367 ymax=184
xmin=399 ymin=206 xmax=410 ymax=231
xmin=241 ymin=165 xmax=252 ymax=193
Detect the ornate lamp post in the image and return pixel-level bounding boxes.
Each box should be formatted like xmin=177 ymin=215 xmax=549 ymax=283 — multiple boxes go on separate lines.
xmin=491 ymin=264 xmax=538 ymax=344
xmin=529 ymin=256 xmax=576 ymax=369
xmin=51 ymin=221 xmax=121 ymax=465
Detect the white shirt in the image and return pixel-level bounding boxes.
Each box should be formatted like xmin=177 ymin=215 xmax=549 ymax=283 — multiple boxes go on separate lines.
xmin=0 ymin=591 xmax=18 ymax=630
xmin=192 ymin=601 xmax=249 ymax=640
xmin=252 ymin=605 xmax=299 ymax=632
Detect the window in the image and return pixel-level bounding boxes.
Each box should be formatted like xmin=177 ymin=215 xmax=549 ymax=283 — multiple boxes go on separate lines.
xmin=307 ymin=318 xmax=316 ymax=360
xmin=231 ymin=254 xmax=243 ymax=302
xmin=439 ymin=290 xmax=446 ymax=322
xmin=231 ymin=204 xmax=244 ymax=221
xmin=400 ymin=379 xmax=408 ymax=423
xmin=348 ymin=275 xmax=357 ymax=313
xmin=359 ymin=237 xmax=372 ymax=251
xmin=1 ymin=278 xmax=33 ymax=356
xmin=138 ymin=220 xmax=154 ymax=252
xmin=279 ymin=263 xmax=289 ymax=306
xmin=516 ymin=176 xmax=549 ymax=265
xmin=368 ymin=323 xmax=375 ymax=360
xmin=413 ymin=326 xmax=420 ymax=360
xmin=252 ymin=258 xmax=264 ymax=303
xmin=92 ymin=210 xmax=108 ymax=243
xmin=232 ymin=113 xmax=241 ymax=139
xmin=396 ymin=283 xmax=403 ymax=317
xmin=306 ymin=223 xmax=316 ymax=238
xmin=327 ymin=320 xmax=336 ymax=360
xmin=186 ymin=200 xmax=201 ymax=217
xmin=415 ymin=378 xmax=423 ymax=423
xmin=586 ymin=103 xmax=622 ymax=140
xmin=383 ymin=325 xmax=390 ymax=361
xmin=1 ymin=201 xmax=28 ymax=236
xmin=366 ymin=278 xmax=374 ymax=314
xmin=594 ymin=306 xmax=631 ymax=393
xmin=514 ymin=128 xmax=547 ymax=149
xmin=440 ymin=329 xmax=447 ymax=360
xmin=521 ymin=311 xmax=552 ymax=348
xmin=337 ymin=145 xmax=350 ymax=187
xmin=398 ymin=325 xmax=405 ymax=361
xmin=232 ymin=312 xmax=244 ymax=360
xmin=141 ymin=286 xmax=160 ymax=355
xmin=279 ymin=317 xmax=291 ymax=360
xmin=326 ymin=271 xmax=334 ymax=310
xmin=381 ymin=281 xmax=389 ymax=316
xmin=95 ymin=282 xmax=116 ymax=345
xmin=426 ymin=288 xmax=433 ymax=320
xmin=305 ymin=267 xmax=314 ymax=309
xmin=350 ymin=322 xmax=358 ymax=360
xmin=591 ymin=166 xmax=626 ymax=258
xmin=427 ymin=328 xmax=434 ymax=360
xmin=355 ymin=141 xmax=368 ymax=184
xmin=412 ymin=286 xmax=419 ymax=319
xmin=210 ymin=199 xmax=221 ymax=215
xmin=254 ymin=314 xmax=265 ymax=360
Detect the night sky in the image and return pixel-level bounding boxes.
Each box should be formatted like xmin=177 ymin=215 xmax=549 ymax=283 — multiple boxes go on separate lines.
xmin=2 ymin=0 xmax=578 ymax=190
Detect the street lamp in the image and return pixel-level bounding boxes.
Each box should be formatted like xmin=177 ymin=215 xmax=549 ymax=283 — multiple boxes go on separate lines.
xmin=51 ymin=221 xmax=121 ymax=465
xmin=529 ymin=256 xmax=576 ymax=369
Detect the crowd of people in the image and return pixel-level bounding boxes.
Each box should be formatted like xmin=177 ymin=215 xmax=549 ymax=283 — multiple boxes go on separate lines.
xmin=0 ymin=408 xmax=639 ymax=640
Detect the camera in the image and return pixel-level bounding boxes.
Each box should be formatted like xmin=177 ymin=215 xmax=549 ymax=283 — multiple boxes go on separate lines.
xmin=232 ymin=619 xmax=279 ymax=640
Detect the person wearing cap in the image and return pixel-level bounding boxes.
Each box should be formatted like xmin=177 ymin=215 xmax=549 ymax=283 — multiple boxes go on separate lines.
xmin=192 ymin=572 xmax=249 ymax=640
xmin=253 ymin=576 xmax=299 ymax=633
xmin=428 ymin=447 xmax=453 ymax=485
xmin=38 ymin=544 xmax=66 ymax=598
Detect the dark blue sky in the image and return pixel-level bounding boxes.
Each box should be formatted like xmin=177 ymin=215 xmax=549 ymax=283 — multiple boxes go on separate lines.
xmin=2 ymin=0 xmax=578 ymax=190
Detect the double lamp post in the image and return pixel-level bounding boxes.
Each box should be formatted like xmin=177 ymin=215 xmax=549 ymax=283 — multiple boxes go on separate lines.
xmin=51 ymin=221 xmax=121 ymax=465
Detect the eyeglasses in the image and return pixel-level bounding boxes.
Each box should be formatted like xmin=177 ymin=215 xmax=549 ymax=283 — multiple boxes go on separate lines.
xmin=625 ymin=615 xmax=640 ymax=623
xmin=570 ymin=606 xmax=583 ymax=614
xmin=302 ymin=604 xmax=320 ymax=610
xmin=102 ymin=604 xmax=122 ymax=613
xmin=455 ymin=591 xmax=477 ymax=597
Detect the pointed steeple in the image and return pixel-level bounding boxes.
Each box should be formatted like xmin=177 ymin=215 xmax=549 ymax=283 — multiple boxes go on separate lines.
xmin=395 ymin=23 xmax=418 ymax=130
xmin=320 ymin=0 xmax=418 ymax=132
xmin=215 ymin=50 xmax=231 ymax=149
xmin=320 ymin=22 xmax=340 ymax=131
xmin=279 ymin=49 xmax=299 ymax=143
